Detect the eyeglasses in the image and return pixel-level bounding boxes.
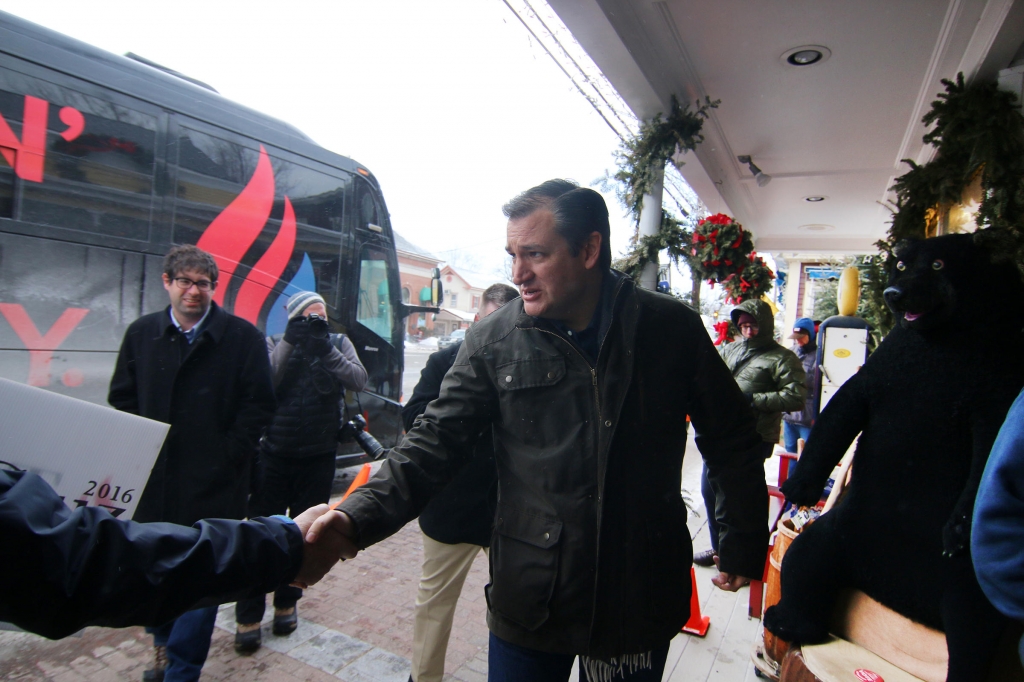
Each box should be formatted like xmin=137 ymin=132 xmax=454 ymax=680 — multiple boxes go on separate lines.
xmin=172 ymin=277 xmax=216 ymax=292
xmin=738 ymin=323 xmax=759 ymax=330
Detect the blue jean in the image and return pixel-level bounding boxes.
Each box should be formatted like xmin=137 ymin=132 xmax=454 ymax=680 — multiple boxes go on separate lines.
xmin=487 ymin=632 xmax=669 ymax=682
xmin=783 ymin=422 xmax=812 ymax=478
xmin=147 ymin=606 xmax=218 ymax=682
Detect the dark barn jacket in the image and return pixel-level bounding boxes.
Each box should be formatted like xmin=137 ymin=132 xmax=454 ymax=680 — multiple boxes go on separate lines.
xmin=0 ymin=470 xmax=302 ymax=640
xmin=108 ymin=303 xmax=275 ymax=525
xmin=341 ymin=274 xmax=767 ymax=657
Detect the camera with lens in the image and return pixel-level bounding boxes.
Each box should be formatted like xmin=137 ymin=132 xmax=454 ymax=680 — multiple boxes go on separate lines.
xmin=337 ymin=413 xmax=386 ymax=460
xmin=305 ymin=312 xmax=330 ymax=340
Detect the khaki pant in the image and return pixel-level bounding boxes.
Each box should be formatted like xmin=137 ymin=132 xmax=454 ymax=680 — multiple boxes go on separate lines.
xmin=411 ymin=533 xmax=487 ymax=682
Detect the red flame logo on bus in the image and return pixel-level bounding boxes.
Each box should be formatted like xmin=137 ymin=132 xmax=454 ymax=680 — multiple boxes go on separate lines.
xmin=196 ymin=145 xmax=296 ymax=325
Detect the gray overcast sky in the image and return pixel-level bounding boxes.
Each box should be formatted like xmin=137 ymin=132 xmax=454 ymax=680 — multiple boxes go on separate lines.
xmin=0 ymin=0 xmax=635 ymax=279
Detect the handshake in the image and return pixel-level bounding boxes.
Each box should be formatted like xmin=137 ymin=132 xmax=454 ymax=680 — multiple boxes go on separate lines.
xmin=289 ymin=505 xmax=360 ymax=588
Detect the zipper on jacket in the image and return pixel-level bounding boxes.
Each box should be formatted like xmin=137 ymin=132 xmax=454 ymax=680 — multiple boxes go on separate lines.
xmin=532 ymin=327 xmax=602 ymax=419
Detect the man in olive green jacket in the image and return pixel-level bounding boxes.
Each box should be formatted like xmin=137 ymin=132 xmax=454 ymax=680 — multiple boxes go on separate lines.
xmin=695 ymin=298 xmax=807 ymax=568
xmin=315 ymin=180 xmax=768 ymax=681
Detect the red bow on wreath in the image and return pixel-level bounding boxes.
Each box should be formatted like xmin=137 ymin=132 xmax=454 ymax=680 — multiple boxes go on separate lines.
xmin=712 ymin=320 xmax=733 ymax=346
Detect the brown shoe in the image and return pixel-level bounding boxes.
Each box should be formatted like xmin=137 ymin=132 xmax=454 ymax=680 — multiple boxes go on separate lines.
xmin=141 ymin=644 xmax=167 ymax=682
xmin=693 ymin=549 xmax=718 ymax=567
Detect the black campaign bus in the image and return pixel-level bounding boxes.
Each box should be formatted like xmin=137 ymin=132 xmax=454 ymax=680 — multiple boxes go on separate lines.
xmin=0 ymin=11 xmax=434 ymax=456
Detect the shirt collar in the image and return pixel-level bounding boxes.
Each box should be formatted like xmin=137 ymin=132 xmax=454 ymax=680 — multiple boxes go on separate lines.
xmin=168 ymin=305 xmax=211 ymax=341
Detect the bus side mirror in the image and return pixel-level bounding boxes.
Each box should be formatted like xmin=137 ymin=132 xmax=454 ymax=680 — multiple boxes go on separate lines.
xmin=431 ymin=267 xmax=444 ymax=307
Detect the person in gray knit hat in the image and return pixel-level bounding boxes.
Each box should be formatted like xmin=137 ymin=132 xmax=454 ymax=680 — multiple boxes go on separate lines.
xmin=234 ymin=290 xmax=367 ymax=653
xmin=285 ymin=291 xmax=327 ymax=320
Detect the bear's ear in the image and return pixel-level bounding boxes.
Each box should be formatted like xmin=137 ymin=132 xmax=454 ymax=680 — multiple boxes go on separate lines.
xmin=972 ymin=228 xmax=1017 ymax=264
xmin=893 ymin=238 xmax=917 ymax=259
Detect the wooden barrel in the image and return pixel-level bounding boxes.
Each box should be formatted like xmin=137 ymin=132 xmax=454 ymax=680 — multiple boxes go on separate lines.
xmin=764 ymin=520 xmax=801 ymax=665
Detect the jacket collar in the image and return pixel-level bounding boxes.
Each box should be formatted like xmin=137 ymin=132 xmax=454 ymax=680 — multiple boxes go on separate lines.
xmin=513 ymin=271 xmax=634 ymax=365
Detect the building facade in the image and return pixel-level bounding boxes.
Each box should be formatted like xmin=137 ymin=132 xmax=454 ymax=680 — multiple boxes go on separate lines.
xmin=395 ymin=232 xmax=443 ymax=338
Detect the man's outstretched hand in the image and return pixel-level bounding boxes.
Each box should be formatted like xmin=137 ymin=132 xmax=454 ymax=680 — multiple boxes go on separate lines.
xmin=290 ymin=505 xmax=360 ymax=588
xmin=711 ymin=555 xmax=752 ymax=592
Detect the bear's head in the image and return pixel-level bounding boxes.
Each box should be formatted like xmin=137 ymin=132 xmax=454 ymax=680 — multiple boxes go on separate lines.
xmin=884 ymin=233 xmax=1023 ymax=332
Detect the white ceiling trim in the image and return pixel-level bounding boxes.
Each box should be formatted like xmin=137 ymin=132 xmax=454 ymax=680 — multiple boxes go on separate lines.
xmin=957 ymin=0 xmax=1018 ymax=80
xmin=893 ymin=0 xmax=968 ymax=169
xmin=887 ymin=0 xmax=1017 ymax=205
xmin=654 ymin=0 xmax=757 ymax=223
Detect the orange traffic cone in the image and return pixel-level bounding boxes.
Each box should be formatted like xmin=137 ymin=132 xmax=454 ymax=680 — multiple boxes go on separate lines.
xmin=332 ymin=463 xmax=371 ymax=509
xmin=681 ymin=566 xmax=710 ymax=636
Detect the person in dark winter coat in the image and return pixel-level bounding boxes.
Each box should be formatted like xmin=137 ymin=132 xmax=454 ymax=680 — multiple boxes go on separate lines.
xmin=782 ymin=317 xmax=817 ymax=468
xmin=234 ymin=290 xmax=367 ymax=653
xmin=973 ymin=387 xmax=1024 ymax=667
xmin=108 ymin=245 xmax=275 ymax=682
xmin=404 ymin=282 xmax=518 ymax=682
xmin=695 ymin=299 xmax=806 ymax=569
xmin=310 ymin=180 xmax=768 ymax=682
xmin=0 ymin=469 xmax=349 ymax=641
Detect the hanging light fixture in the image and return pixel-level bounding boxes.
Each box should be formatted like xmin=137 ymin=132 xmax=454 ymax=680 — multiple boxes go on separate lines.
xmin=738 ymin=155 xmax=771 ymax=187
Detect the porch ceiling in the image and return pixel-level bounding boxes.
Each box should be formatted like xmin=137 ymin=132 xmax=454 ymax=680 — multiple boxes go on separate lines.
xmin=548 ymin=0 xmax=1024 ymax=253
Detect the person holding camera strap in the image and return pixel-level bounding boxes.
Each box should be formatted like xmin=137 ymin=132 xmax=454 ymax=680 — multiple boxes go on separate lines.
xmin=234 ymin=291 xmax=367 ymax=653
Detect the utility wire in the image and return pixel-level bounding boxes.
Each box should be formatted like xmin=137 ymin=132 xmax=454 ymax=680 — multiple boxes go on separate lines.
xmin=501 ymin=0 xmax=702 ymax=217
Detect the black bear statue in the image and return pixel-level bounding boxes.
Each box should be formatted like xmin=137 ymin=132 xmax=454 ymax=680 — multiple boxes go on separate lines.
xmin=763 ymin=233 xmax=1024 ymax=682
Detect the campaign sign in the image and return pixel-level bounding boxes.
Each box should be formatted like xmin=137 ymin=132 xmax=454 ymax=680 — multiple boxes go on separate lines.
xmin=0 ymin=377 xmax=167 ymax=519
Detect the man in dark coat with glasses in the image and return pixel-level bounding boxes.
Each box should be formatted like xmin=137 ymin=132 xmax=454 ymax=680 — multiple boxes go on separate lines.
xmin=109 ymin=244 xmax=275 ymax=682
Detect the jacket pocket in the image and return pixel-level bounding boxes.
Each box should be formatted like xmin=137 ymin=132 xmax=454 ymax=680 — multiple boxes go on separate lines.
xmin=494 ymin=357 xmax=573 ymax=449
xmin=495 ymin=356 xmax=566 ymax=391
xmin=487 ymin=508 xmax=562 ymax=631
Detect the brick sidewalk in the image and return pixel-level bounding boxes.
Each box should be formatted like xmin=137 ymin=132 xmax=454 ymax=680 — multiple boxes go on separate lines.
xmin=0 ymin=521 xmax=491 ymax=682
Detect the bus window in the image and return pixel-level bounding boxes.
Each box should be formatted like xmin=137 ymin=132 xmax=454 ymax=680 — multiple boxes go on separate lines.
xmin=0 ymin=85 xmax=157 ymax=241
xmin=358 ymin=186 xmax=378 ymax=227
xmin=357 ymin=246 xmax=393 ymax=340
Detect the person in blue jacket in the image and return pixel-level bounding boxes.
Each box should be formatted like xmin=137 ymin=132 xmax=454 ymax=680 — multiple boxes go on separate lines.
xmin=972 ymin=386 xmax=1024 ymax=666
xmin=0 ymin=468 xmax=356 ymax=641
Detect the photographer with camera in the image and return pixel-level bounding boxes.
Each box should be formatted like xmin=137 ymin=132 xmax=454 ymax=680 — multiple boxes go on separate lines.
xmin=234 ymin=291 xmax=367 ymax=653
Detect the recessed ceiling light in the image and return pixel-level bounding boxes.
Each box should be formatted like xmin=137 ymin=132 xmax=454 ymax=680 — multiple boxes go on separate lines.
xmin=781 ymin=46 xmax=831 ymax=67
xmin=797 ymin=223 xmax=835 ymax=232
xmin=804 ymin=196 xmax=827 ymax=202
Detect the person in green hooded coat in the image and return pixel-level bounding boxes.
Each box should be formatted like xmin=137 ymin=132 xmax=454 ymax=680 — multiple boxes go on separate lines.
xmin=694 ymin=298 xmax=807 ymax=569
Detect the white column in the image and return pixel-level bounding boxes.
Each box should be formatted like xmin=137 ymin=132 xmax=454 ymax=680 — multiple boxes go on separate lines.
xmin=636 ymin=164 xmax=664 ymax=291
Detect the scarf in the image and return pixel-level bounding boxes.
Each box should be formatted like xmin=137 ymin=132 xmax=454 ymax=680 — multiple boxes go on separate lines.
xmin=579 ymin=650 xmax=652 ymax=682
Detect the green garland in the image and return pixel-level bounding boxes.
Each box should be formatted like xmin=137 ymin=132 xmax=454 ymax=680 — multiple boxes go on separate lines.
xmin=889 ymin=74 xmax=1024 ymax=253
xmin=611 ymin=95 xmax=720 ymax=306
xmin=615 ymin=210 xmax=693 ymax=281
xmin=614 ymin=95 xmax=719 ymax=222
